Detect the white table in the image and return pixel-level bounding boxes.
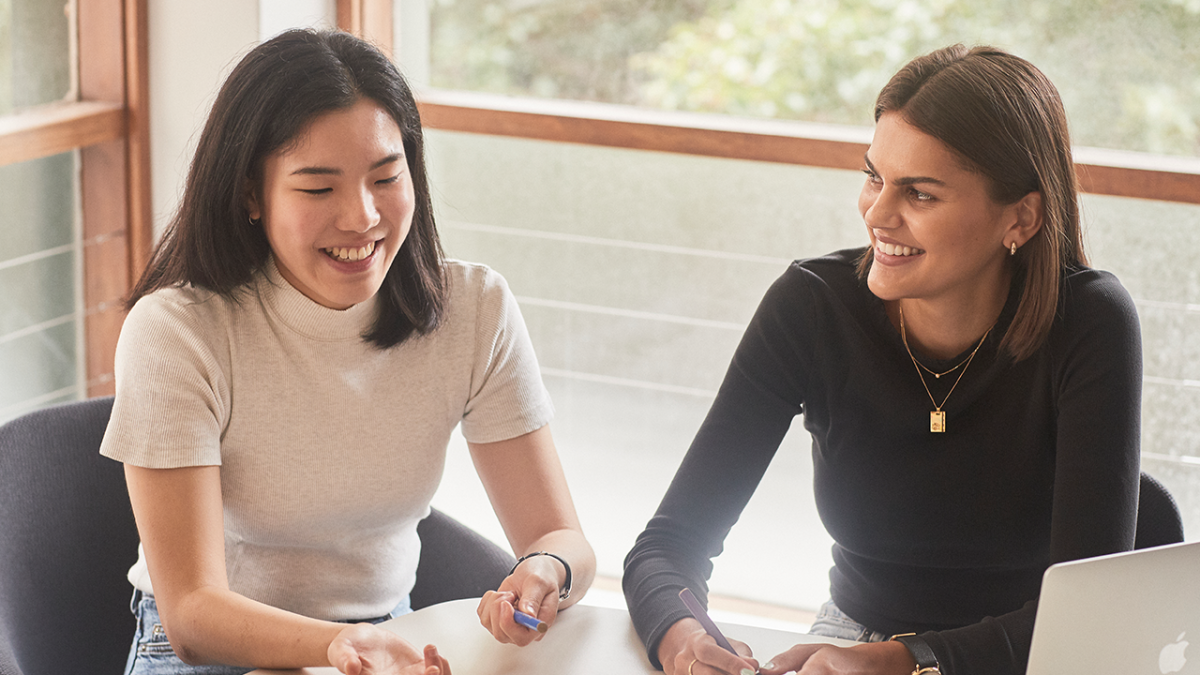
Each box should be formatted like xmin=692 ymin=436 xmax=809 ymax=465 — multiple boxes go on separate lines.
xmin=252 ymin=598 xmax=853 ymax=675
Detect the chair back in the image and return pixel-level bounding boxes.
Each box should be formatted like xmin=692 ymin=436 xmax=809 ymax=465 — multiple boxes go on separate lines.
xmin=1136 ymin=471 xmax=1185 ymax=549
xmin=412 ymin=509 xmax=516 ymax=610
xmin=0 ymin=397 xmax=139 ymax=675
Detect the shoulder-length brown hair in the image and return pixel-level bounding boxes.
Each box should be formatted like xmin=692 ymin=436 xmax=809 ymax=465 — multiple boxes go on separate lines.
xmin=859 ymin=44 xmax=1086 ymax=362
xmin=128 ymin=29 xmax=445 ymax=349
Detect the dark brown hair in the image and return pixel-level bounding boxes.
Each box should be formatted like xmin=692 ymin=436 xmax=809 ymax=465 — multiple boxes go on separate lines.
xmin=128 ymin=29 xmax=445 ymax=348
xmin=860 ymin=44 xmax=1087 ymax=362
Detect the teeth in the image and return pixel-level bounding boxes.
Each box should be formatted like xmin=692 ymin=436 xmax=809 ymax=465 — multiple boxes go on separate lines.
xmin=325 ymin=241 xmax=375 ymax=262
xmin=878 ymin=242 xmax=924 ymax=257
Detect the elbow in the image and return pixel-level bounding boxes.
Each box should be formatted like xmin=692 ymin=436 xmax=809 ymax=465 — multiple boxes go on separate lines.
xmin=154 ymin=598 xmax=216 ymax=666
xmin=157 ymin=621 xmax=206 ymax=666
xmin=562 ymin=536 xmax=597 ymax=608
xmin=172 ymin=640 xmax=206 ymax=667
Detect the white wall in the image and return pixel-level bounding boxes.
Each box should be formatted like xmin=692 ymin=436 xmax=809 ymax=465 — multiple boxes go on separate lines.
xmin=148 ymin=1 xmax=335 ymax=236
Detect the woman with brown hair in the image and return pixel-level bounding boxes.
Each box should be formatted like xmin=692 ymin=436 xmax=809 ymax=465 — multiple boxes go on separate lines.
xmin=623 ymin=44 xmax=1141 ymax=675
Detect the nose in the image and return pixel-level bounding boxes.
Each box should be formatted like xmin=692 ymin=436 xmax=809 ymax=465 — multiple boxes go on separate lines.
xmin=339 ymin=185 xmax=381 ymax=233
xmin=860 ymin=184 xmax=900 ymax=231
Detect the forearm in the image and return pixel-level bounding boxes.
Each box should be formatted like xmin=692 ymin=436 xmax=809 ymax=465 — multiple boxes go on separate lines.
xmin=917 ymin=600 xmax=1036 ymax=675
xmin=159 ymin=585 xmax=343 ymax=668
xmin=623 ymin=526 xmax=714 ymax=670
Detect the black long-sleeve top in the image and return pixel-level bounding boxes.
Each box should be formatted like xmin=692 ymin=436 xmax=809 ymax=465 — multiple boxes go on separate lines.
xmin=623 ymin=248 xmax=1142 ymax=675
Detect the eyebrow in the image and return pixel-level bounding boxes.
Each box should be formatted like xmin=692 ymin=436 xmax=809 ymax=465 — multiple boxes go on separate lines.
xmin=863 ymin=153 xmax=947 ymax=187
xmin=290 ymin=153 xmax=404 ymax=177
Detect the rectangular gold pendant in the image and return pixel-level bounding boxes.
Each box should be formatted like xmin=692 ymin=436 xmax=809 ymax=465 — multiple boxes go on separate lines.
xmin=930 ymin=410 xmax=946 ymax=433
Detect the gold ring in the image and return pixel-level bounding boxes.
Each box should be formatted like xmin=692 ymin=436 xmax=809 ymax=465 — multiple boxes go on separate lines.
xmin=688 ymin=658 xmax=699 ymax=675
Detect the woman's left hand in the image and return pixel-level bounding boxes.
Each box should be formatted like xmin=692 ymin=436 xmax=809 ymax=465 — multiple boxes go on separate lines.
xmin=476 ymin=553 xmax=564 ymax=646
xmin=327 ymin=625 xmax=451 ymax=675
xmin=758 ymin=640 xmax=915 ymax=674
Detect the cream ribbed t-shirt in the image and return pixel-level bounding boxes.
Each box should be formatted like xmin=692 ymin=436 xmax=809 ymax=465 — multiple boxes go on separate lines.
xmin=100 ymin=258 xmax=554 ymax=621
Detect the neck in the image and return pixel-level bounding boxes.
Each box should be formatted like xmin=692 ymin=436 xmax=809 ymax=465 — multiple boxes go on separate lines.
xmin=889 ymin=275 xmax=1010 ymax=360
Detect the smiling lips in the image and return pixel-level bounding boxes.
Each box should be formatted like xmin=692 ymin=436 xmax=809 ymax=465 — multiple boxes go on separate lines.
xmin=876 ymin=241 xmax=925 ymax=257
xmin=324 ymin=240 xmax=376 ymax=262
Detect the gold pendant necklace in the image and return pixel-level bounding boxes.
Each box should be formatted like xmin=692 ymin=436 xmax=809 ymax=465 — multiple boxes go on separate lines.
xmin=899 ymin=306 xmax=993 ymax=433
xmin=916 ymin=357 xmax=968 ymax=379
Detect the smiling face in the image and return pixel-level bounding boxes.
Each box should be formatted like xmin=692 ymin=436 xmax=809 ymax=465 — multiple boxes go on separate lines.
xmin=858 ymin=112 xmax=1034 ymax=316
xmin=248 ymin=98 xmax=414 ymax=310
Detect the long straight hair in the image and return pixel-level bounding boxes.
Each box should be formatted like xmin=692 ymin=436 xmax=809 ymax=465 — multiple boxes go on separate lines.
xmin=129 ymin=29 xmax=445 ymax=348
xmin=860 ymin=44 xmax=1087 ymax=362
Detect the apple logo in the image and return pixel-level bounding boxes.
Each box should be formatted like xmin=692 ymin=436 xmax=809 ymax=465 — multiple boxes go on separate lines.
xmin=1160 ymin=632 xmax=1189 ymax=674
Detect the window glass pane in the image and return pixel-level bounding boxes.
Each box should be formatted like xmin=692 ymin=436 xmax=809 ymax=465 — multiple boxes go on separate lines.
xmin=0 ymin=151 xmax=82 ymax=424
xmin=425 ymin=128 xmax=861 ymax=608
xmin=0 ymin=150 xmax=75 ymax=258
xmin=428 ymin=0 xmax=1200 ymax=157
xmin=424 ymin=130 xmax=1200 ymax=608
xmin=0 ymin=0 xmax=73 ymax=114
xmin=1084 ymin=192 xmax=1200 ymax=542
xmin=0 ymin=321 xmax=78 ymax=418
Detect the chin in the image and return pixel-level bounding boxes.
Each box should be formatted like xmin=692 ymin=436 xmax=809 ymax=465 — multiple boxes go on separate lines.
xmin=339 ymin=288 xmax=383 ymax=308
xmin=866 ymin=271 xmax=896 ymax=301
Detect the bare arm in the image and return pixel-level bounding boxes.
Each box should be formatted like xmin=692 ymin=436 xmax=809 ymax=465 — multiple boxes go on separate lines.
xmin=468 ymin=425 xmax=595 ymax=645
xmin=124 ymin=465 xmax=443 ymax=674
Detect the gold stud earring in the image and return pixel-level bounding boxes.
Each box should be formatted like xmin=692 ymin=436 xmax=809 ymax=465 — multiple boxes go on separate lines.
xmin=1010 ymin=242 xmax=1017 ymax=256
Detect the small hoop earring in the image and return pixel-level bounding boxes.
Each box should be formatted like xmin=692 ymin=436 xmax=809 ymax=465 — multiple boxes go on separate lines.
xmin=1010 ymin=242 xmax=1018 ymax=256
xmin=248 ymin=215 xmax=260 ymax=227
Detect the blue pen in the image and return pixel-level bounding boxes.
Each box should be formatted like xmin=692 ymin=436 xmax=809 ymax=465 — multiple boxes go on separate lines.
xmin=678 ymin=588 xmax=737 ymax=653
xmin=513 ymin=609 xmax=548 ymax=633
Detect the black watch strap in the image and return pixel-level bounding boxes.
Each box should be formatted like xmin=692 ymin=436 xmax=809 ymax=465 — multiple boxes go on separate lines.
xmin=510 ymin=551 xmax=572 ymax=600
xmin=891 ymin=633 xmax=942 ymax=675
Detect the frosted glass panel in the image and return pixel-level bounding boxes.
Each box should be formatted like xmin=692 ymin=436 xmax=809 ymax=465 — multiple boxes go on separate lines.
xmin=0 ymin=321 xmax=77 ymax=414
xmin=0 ymin=152 xmax=75 ymax=259
xmin=0 ymin=152 xmax=81 ymax=424
xmin=0 ymin=247 xmax=73 ymax=336
xmin=1084 ymin=193 xmax=1200 ymax=539
xmin=427 ymin=129 xmax=861 ymax=610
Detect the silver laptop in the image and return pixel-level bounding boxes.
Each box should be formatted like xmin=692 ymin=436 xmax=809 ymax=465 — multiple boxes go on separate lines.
xmin=1027 ymin=540 xmax=1199 ymax=675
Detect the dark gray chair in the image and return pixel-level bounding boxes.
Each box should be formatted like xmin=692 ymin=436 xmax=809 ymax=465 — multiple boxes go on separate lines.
xmin=1136 ymin=471 xmax=1185 ymax=549
xmin=0 ymin=397 xmax=514 ymax=675
xmin=0 ymin=396 xmax=136 ymax=675
xmin=413 ymin=510 xmax=516 ymax=610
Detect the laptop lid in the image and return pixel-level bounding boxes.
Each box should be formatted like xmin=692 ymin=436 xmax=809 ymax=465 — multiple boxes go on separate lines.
xmin=1027 ymin=540 xmax=1199 ymax=675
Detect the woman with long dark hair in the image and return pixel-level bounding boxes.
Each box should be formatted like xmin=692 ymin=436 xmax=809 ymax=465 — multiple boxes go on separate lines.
xmin=101 ymin=29 xmax=594 ymax=675
xmin=624 ymin=44 xmax=1141 ymax=675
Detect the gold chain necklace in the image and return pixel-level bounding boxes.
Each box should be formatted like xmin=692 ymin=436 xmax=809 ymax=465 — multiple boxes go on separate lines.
xmin=899 ymin=305 xmax=993 ymax=433
xmin=915 ymin=357 xmax=969 ymax=379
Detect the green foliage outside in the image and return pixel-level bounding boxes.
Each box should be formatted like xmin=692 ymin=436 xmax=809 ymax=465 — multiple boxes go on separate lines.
xmin=0 ymin=0 xmax=72 ymax=116
xmin=430 ymin=0 xmax=1200 ymax=156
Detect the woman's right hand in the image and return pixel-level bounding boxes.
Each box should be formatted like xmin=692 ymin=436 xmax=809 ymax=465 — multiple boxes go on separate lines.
xmin=327 ymin=624 xmax=451 ymax=675
xmin=658 ymin=618 xmax=759 ymax=675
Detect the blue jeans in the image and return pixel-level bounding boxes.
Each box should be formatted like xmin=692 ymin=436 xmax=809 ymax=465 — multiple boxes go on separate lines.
xmin=124 ymin=591 xmax=411 ymax=675
xmin=806 ymin=600 xmax=890 ymax=643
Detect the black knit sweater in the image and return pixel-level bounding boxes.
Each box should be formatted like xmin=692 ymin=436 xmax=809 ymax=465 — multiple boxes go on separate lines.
xmin=623 ymin=248 xmax=1142 ymax=675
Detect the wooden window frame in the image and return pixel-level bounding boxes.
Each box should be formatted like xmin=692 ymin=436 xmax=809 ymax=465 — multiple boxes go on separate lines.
xmin=0 ymin=0 xmax=151 ymax=398
xmin=413 ymin=90 xmax=1200 ymax=206
xmin=340 ymin=4 xmax=1200 ymax=206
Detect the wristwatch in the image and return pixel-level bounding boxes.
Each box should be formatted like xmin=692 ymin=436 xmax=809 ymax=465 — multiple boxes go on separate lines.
xmin=509 ymin=551 xmax=572 ymax=600
xmin=890 ymin=633 xmax=942 ymax=675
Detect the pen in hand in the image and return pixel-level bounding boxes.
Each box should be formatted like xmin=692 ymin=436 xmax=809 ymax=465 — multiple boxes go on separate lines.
xmin=678 ymin=587 xmax=737 ymax=654
xmin=513 ymin=609 xmax=548 ymax=633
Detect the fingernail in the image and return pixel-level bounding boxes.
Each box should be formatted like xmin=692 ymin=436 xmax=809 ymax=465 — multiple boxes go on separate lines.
xmin=762 ymin=663 xmax=775 ymax=670
xmin=741 ymin=669 xmax=756 ymax=675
